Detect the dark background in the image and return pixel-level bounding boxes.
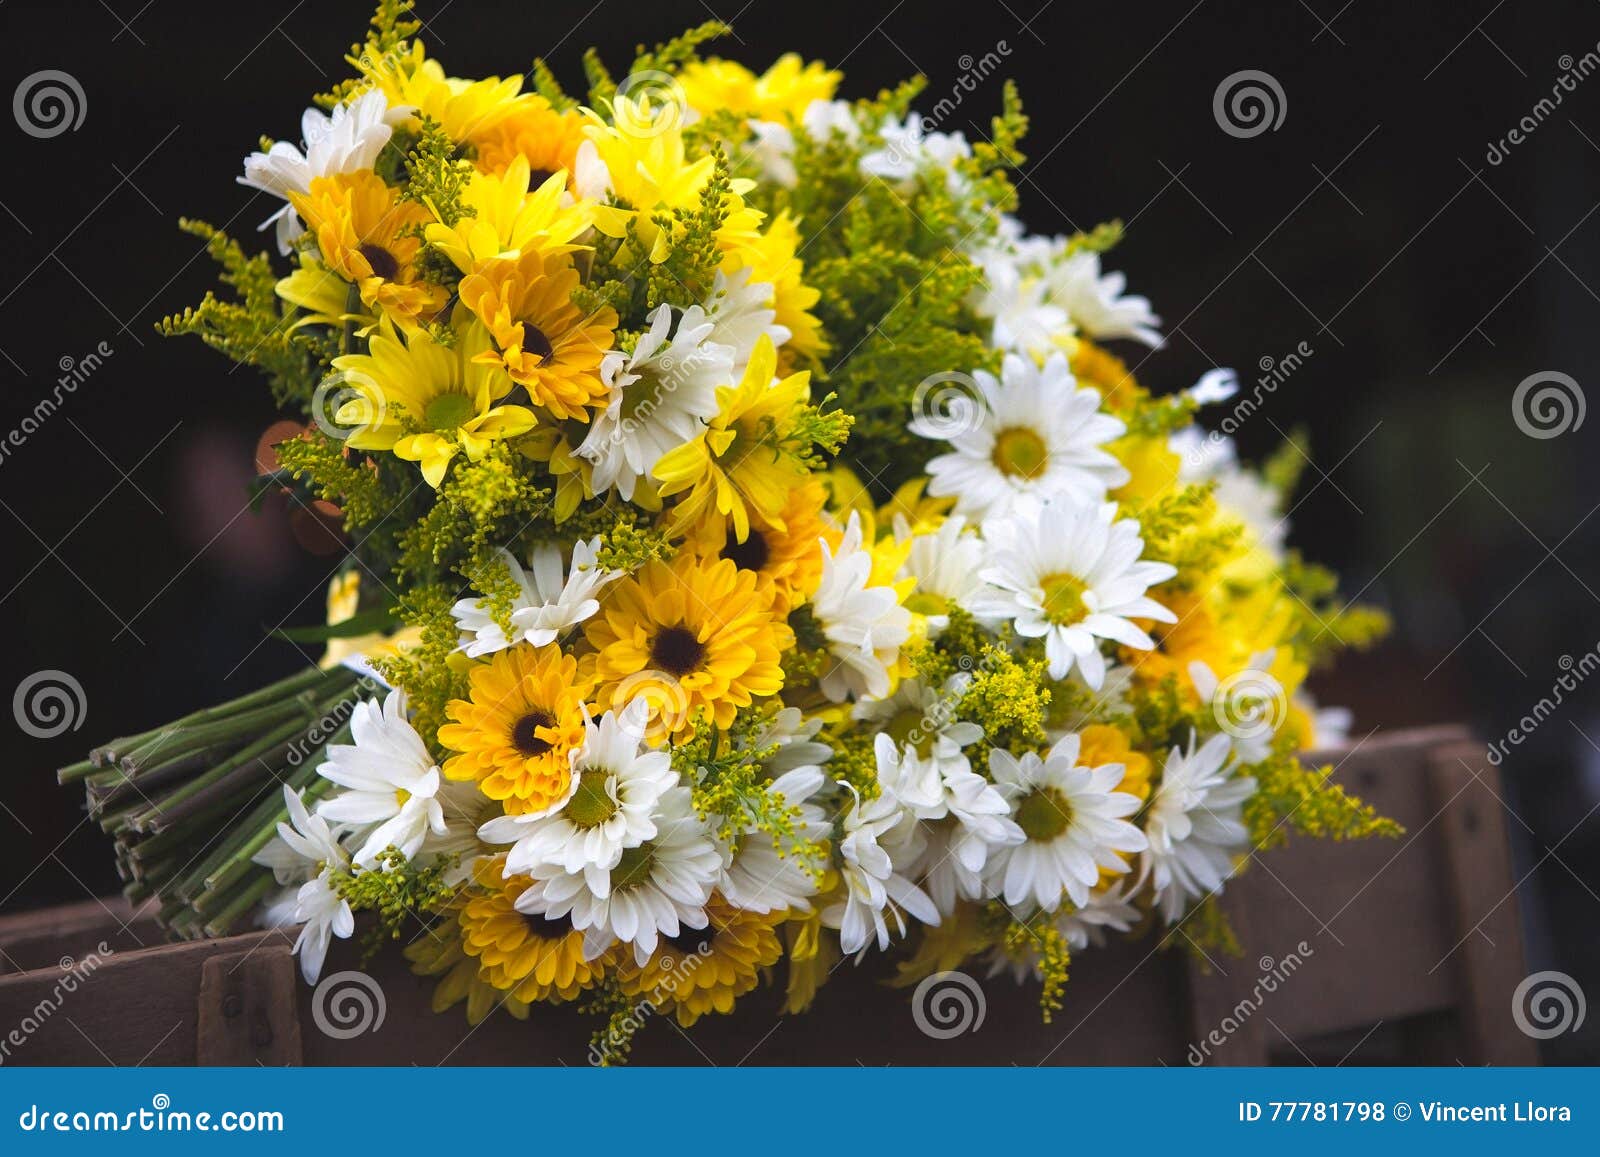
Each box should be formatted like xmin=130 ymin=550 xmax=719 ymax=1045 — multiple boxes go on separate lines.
xmin=1 ymin=0 xmax=1597 ymax=1059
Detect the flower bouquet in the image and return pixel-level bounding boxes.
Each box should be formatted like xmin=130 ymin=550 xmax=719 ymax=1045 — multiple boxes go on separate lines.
xmin=59 ymin=1 xmax=1396 ymax=1061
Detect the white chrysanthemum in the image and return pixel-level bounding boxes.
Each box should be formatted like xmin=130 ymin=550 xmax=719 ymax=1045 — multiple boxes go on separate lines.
xmin=811 ymin=512 xmax=912 ymax=702
xmin=898 ymin=515 xmax=993 ymax=635
xmin=821 ymin=767 xmax=940 ymax=955
xmin=477 ymin=700 xmax=675 ymax=890
xmin=417 ymin=779 xmax=499 ymax=887
xmin=1298 ymin=692 xmax=1353 ymax=751
xmin=702 ymin=267 xmax=790 ymax=370
xmin=911 ymin=352 xmax=1128 ymax=521
xmin=452 ymin=537 xmax=617 ymax=656
xmin=515 ymin=785 xmax=720 ymax=965
xmin=1141 ymin=732 xmax=1256 ymax=923
xmin=986 ymin=732 xmax=1148 ymax=912
xmin=1187 ymin=651 xmax=1282 ymax=765
xmin=976 ymin=500 xmax=1176 ymax=688
xmin=1045 ymin=248 xmax=1162 ymax=347
xmin=873 ymin=734 xmax=1023 ymax=915
xmin=967 ymin=238 xmax=1070 ymax=360
xmin=852 ymin=677 xmax=983 ymax=806
xmin=749 ymin=118 xmax=798 ymax=186
xmin=315 ymin=689 xmax=446 ymax=867
xmin=719 ymin=764 xmax=831 ymax=913
xmin=239 ymin=90 xmax=401 ymax=253
xmin=986 ymin=882 xmax=1141 ymax=982
xmin=576 ymin=302 xmax=732 ymax=500
xmin=861 ymin=112 xmax=971 ymax=187
xmin=253 ymin=785 xmax=355 ymax=984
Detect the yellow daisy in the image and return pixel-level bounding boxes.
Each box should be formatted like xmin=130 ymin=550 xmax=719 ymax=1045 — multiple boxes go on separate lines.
xmin=682 ymin=476 xmax=837 ymax=611
xmin=458 ymin=249 xmax=618 ymax=420
xmin=288 ymin=171 xmax=448 ymax=330
xmin=617 ymin=895 xmax=783 ymax=1027
xmin=720 ymin=210 xmax=827 ymax=365
xmin=653 ymin=335 xmax=813 ymax=543
xmin=583 ymin=553 xmax=793 ymax=733
xmin=356 ymin=41 xmax=534 ymax=146
xmin=678 ymin=54 xmax=841 ymax=122
xmin=585 ymin=105 xmax=766 ymax=264
xmin=438 ymin=643 xmax=596 ymax=814
xmin=403 ymin=907 xmax=531 ymax=1025
xmin=459 ymin=857 xmax=609 ymax=1003
xmin=472 ymin=100 xmax=590 ymax=184
xmin=425 ymin=156 xmax=595 ymax=275
xmin=331 ymin=324 xmax=536 ymax=487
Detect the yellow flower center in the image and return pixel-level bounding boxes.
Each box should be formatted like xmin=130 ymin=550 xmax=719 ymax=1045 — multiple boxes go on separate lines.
xmin=423 ymin=392 xmax=475 ymax=432
xmin=904 ymin=591 xmax=951 ymax=617
xmin=565 ymin=769 xmax=618 ymax=828
xmin=1014 ymin=787 xmax=1074 ymax=842
xmin=885 ymin=707 xmax=932 ymax=758
xmin=610 ymin=841 xmax=658 ymax=893
xmin=1039 ymin=571 xmax=1090 ymax=626
xmin=992 ymin=426 xmax=1049 ymax=479
xmin=394 ymin=786 xmax=412 ymax=808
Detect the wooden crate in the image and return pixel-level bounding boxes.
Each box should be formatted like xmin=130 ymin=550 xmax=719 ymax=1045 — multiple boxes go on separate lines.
xmin=0 ymin=726 xmax=1539 ymax=1065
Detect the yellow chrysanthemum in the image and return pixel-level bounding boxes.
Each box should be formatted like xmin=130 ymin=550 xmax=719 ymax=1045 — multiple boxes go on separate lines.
xmin=653 ymin=335 xmax=813 ymax=542
xmin=821 ymin=467 xmax=954 ymax=537
xmin=678 ymin=54 xmax=841 ymax=121
xmin=682 ymin=476 xmax=837 ymax=611
xmin=425 ymin=156 xmax=595 ymax=275
xmin=1077 ymin=723 xmax=1153 ymax=801
xmin=331 ymin=323 xmax=536 ymax=487
xmin=583 ymin=553 xmax=793 ymax=733
xmin=1110 ymin=434 xmax=1183 ymax=506
xmin=585 ymin=105 xmax=766 ymax=263
xmin=720 ymin=210 xmax=827 ymax=365
xmin=1069 ymin=340 xmax=1147 ymax=413
xmin=889 ymin=902 xmax=991 ymax=988
xmin=288 ymin=171 xmax=449 ymax=329
xmin=276 ymin=252 xmax=374 ymax=332
xmin=459 ymin=857 xmax=609 ymax=1003
xmin=471 ymin=100 xmax=590 ymax=182
xmin=458 ymin=249 xmax=618 ymax=420
xmin=1123 ymin=586 xmax=1306 ymax=703
xmin=319 ymin=571 xmax=422 ymax=670
xmin=781 ymin=888 xmax=838 ymax=1014
xmin=356 ymin=41 xmax=534 ymax=145
xmin=438 ymin=643 xmax=596 ymax=814
xmin=618 ymin=896 xmax=783 ymax=1027
xmin=403 ymin=907 xmax=531 ymax=1025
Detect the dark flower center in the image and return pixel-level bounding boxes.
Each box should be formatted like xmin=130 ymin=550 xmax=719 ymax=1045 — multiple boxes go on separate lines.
xmin=357 ymin=243 xmax=400 ymax=280
xmin=649 ymin=626 xmax=705 ymax=677
xmin=721 ymin=528 xmax=771 ymax=573
xmin=522 ymin=911 xmax=574 ymax=941
xmin=511 ymin=709 xmax=557 ymax=756
xmin=664 ymin=924 xmax=718 ymax=957
xmin=526 ymin=168 xmax=557 ymax=189
xmin=523 ymin=323 xmax=555 ymax=364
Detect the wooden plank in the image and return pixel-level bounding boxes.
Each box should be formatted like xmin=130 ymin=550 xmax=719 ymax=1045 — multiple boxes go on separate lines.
xmin=0 ymin=896 xmax=163 ymax=974
xmin=197 ymin=944 xmax=303 ymax=1065
xmin=1425 ymin=740 xmax=1541 ymax=1065
xmin=0 ymin=930 xmax=289 ymax=1065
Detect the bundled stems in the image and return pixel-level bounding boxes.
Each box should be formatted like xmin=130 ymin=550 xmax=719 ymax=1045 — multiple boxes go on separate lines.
xmin=63 ymin=664 xmax=374 ymax=939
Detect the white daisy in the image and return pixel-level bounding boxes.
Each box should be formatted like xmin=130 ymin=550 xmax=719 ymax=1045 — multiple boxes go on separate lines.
xmin=910 ymin=352 xmax=1129 ymax=521
xmin=811 ymin=512 xmax=912 ymax=702
xmin=1171 ymin=427 xmax=1288 ymax=560
xmin=1141 ymin=732 xmax=1256 ymax=923
xmin=576 ymin=302 xmax=732 ymax=501
xmin=748 ymin=118 xmax=798 ymax=186
xmin=860 ymin=112 xmax=971 ymax=187
xmin=253 ymin=785 xmax=355 ymax=984
xmin=821 ymin=766 xmax=941 ymax=955
xmin=238 ymin=90 xmax=401 ymax=254
xmin=417 ymin=778 xmax=499 ymax=887
xmin=718 ymin=764 xmax=831 ymax=914
xmin=315 ymin=689 xmax=446 ymax=867
xmin=1298 ymin=693 xmax=1353 ymax=751
xmin=1187 ymin=651 xmax=1283 ymax=765
xmin=477 ymin=700 xmax=675 ymax=889
xmin=966 ymin=231 xmax=1071 ymax=360
xmin=874 ymin=734 xmax=1023 ymax=915
xmin=985 ymin=882 xmax=1141 ymax=982
xmin=976 ymin=500 xmax=1177 ymax=688
xmin=701 ymin=267 xmax=789 ymax=370
xmin=514 ymin=785 xmax=721 ymax=965
xmin=1044 ymin=248 xmax=1163 ymax=348
xmin=898 ymin=515 xmax=993 ymax=635
xmin=852 ymin=677 xmax=983 ymax=805
xmin=452 ymin=536 xmax=617 ymax=656
xmin=986 ymin=732 xmax=1148 ymax=912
